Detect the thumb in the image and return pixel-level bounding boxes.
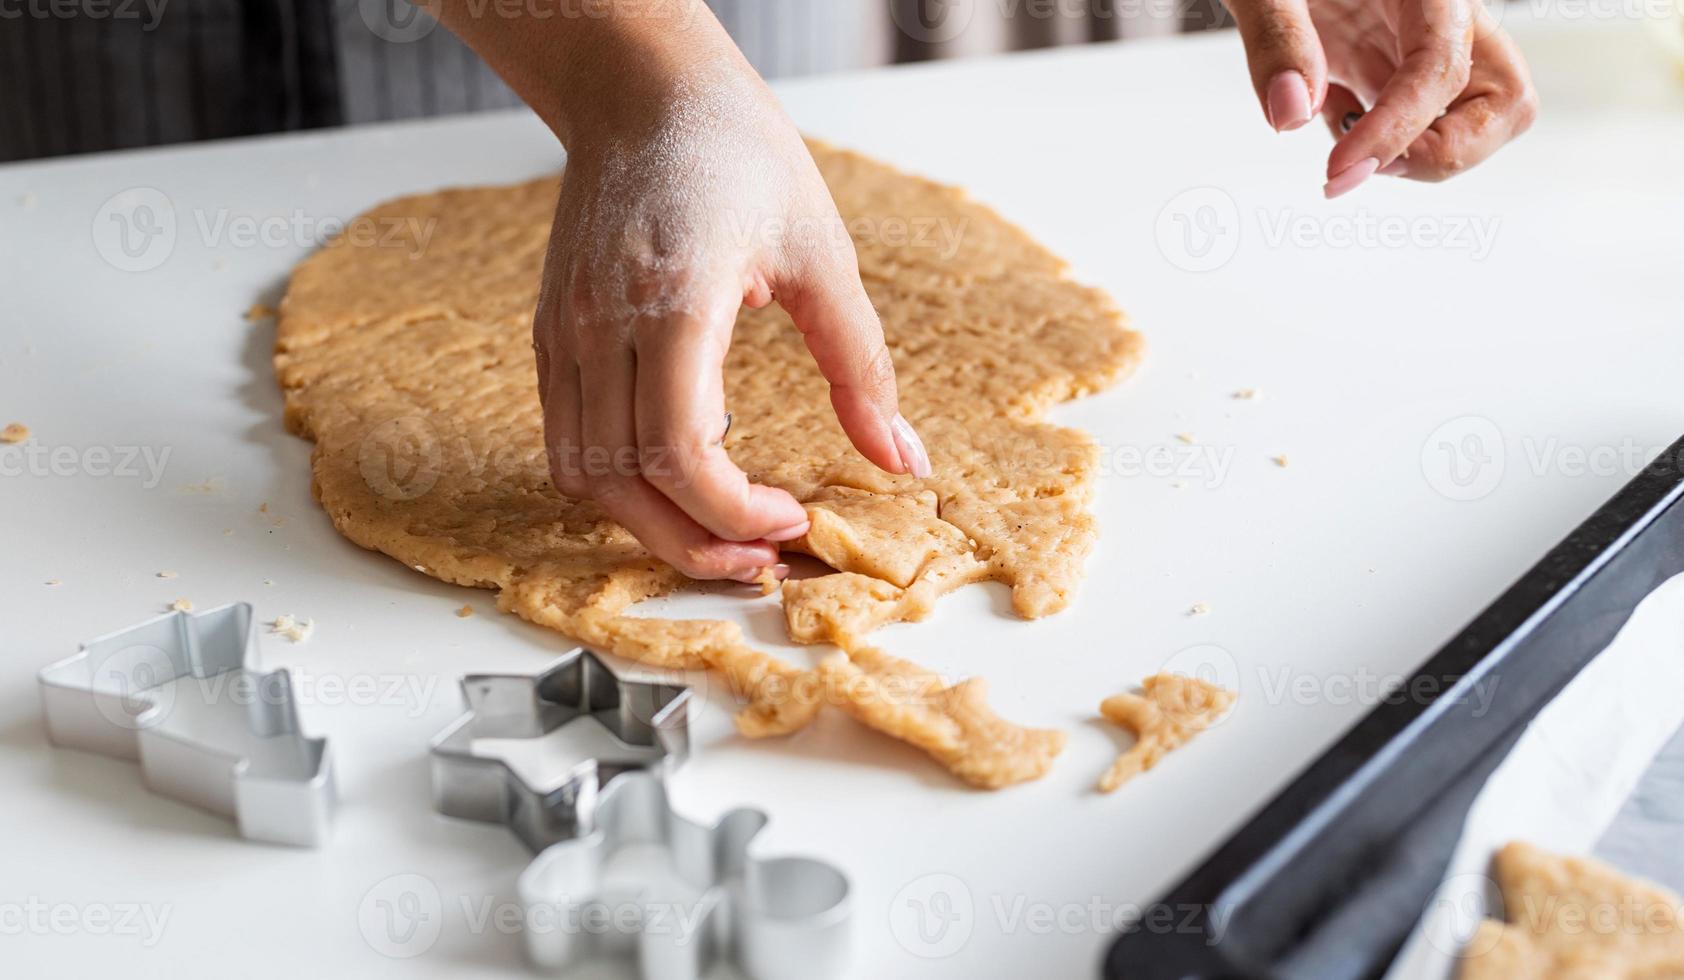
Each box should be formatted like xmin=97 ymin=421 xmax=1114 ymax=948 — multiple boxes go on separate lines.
xmin=775 ymin=258 xmax=931 ymax=480
xmin=1226 ymin=0 xmax=1328 ymax=132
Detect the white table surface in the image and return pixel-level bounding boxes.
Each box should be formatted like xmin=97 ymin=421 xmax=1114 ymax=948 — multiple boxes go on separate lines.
xmin=3 ymin=10 xmax=1682 ymax=978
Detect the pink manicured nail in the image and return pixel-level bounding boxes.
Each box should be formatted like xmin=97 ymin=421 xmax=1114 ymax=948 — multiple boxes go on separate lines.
xmin=1266 ymin=71 xmax=1313 ymax=132
xmin=1378 ymin=159 xmax=1409 ymax=177
xmin=891 ymin=414 xmax=933 ymax=479
xmin=766 ymin=521 xmax=810 ymax=542
xmin=1324 ymin=158 xmax=1379 ymax=199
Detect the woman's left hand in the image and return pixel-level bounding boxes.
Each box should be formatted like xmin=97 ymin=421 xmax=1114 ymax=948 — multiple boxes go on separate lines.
xmin=1223 ymin=0 xmax=1539 ymax=196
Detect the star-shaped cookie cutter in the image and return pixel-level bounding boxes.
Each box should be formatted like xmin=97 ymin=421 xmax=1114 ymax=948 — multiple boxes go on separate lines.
xmin=517 ymin=771 xmax=852 ymax=980
xmin=37 ymin=602 xmax=335 ymax=847
xmin=428 ymin=648 xmax=692 ymax=851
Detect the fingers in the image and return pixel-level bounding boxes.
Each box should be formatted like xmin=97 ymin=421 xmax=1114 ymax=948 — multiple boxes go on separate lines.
xmin=1383 ymin=12 xmax=1539 ymax=182
xmin=543 ymin=353 xmax=591 ymax=500
xmin=1325 ymin=0 xmax=1474 ymax=196
xmin=1227 ymin=0 xmax=1328 ymax=132
xmin=633 ymin=293 xmax=812 ymax=544
xmin=1319 ymin=83 xmax=1366 ymax=141
xmin=776 ymin=255 xmax=931 ymax=479
xmin=577 ymin=313 xmax=780 ymax=582
xmin=535 ymin=282 xmax=593 ymax=500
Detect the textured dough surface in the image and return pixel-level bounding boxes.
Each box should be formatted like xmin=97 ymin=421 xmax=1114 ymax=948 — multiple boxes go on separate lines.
xmin=1098 ymin=674 xmax=1236 ymax=792
xmin=1460 ymin=842 xmax=1684 ymax=980
xmin=275 ymin=141 xmax=1142 ymax=788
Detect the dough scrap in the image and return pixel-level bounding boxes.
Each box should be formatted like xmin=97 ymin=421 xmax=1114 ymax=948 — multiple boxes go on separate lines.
xmin=817 ymin=643 xmax=1067 ymax=789
xmin=1098 ymin=673 xmax=1236 ymax=792
xmin=1 ymin=422 xmax=29 ymax=443
xmin=274 ymin=141 xmax=1141 ymax=788
xmin=1460 ymin=842 xmax=1684 ymax=980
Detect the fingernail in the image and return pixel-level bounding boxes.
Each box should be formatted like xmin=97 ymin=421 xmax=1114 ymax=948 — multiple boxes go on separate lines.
xmin=890 ymin=414 xmax=933 ymax=479
xmin=766 ymin=520 xmax=810 ymax=542
xmin=730 ymin=564 xmax=789 ymax=585
xmin=1378 ymin=159 xmax=1409 ymax=177
xmin=1324 ymin=157 xmax=1379 ymax=199
xmin=1266 ymin=71 xmax=1313 ymax=132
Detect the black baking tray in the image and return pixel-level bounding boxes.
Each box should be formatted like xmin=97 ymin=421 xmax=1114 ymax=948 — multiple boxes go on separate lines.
xmin=1104 ymin=434 xmax=1684 ymax=980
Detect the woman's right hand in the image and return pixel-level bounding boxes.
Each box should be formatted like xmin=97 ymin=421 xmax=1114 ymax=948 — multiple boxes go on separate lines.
xmin=517 ymin=17 xmax=930 ymax=583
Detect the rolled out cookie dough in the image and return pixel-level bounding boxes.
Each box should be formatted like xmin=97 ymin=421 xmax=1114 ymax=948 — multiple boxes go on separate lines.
xmin=1460 ymin=842 xmax=1684 ymax=979
xmin=275 ymin=141 xmax=1142 ymax=788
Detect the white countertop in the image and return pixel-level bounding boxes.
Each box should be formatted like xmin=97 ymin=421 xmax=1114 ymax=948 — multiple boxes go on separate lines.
xmin=2 ymin=10 xmax=1682 ymax=978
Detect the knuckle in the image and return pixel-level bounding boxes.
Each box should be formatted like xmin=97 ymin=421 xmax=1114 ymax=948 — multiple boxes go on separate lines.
xmin=861 ymin=343 xmax=899 ymax=397
xmin=586 ymin=467 xmax=633 ymax=503
xmin=1511 ymin=85 xmax=1540 ymax=134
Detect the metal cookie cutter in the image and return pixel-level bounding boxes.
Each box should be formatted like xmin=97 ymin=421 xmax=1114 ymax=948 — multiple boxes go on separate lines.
xmin=518 ymin=771 xmax=852 ymax=980
xmin=37 ymin=602 xmax=334 ymax=846
xmin=429 ymin=647 xmax=691 ymax=851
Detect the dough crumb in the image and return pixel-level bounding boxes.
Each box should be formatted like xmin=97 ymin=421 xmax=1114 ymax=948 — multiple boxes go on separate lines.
xmin=1098 ymin=674 xmax=1236 ymax=792
xmin=269 ymin=614 xmax=315 ymax=643
xmin=178 ymin=477 xmax=225 ymax=494
xmin=223 ymin=528 xmax=234 ymax=536
xmin=263 ymin=579 xmax=275 ymax=586
xmin=45 ymin=578 xmax=62 ymax=586
xmin=156 ymin=571 xmax=178 ymax=579
xmin=1270 ymin=454 xmax=1289 ymax=468
xmin=1232 ymin=388 xmax=1261 ymax=400
xmin=1188 ymin=602 xmax=1210 ymax=616
xmin=245 ymin=303 xmax=277 ymax=321
xmin=1174 ymin=432 xmax=1196 ymax=444
xmin=1 ymin=422 xmax=29 ymax=444
xmin=1459 ymin=842 xmax=1684 ymax=979
xmin=258 ymin=502 xmax=269 ymax=514
xmin=456 ymin=605 xmax=474 ymax=618
xmin=170 ymin=598 xmax=194 ymax=612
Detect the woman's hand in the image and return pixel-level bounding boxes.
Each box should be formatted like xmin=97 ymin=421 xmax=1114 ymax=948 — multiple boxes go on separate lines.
xmin=519 ymin=25 xmax=928 ymax=584
xmin=1224 ymin=0 xmax=1539 ymax=196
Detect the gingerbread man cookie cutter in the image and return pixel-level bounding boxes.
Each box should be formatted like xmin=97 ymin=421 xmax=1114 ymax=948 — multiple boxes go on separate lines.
xmin=518 ymin=770 xmax=852 ymax=980
xmin=37 ymin=602 xmax=335 ymax=847
xmin=428 ymin=647 xmax=691 ymax=851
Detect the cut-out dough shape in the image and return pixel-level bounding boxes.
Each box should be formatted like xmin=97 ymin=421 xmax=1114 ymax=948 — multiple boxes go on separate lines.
xmin=1098 ymin=674 xmax=1236 ymax=792
xmin=1460 ymin=841 xmax=1684 ymax=979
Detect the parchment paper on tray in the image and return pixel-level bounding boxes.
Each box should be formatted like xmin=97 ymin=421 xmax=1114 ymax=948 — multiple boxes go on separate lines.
xmin=1386 ymin=572 xmax=1684 ymax=980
